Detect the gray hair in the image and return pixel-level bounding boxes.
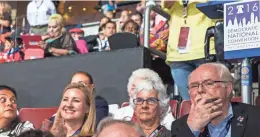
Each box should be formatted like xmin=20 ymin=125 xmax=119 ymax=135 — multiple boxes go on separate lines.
xmin=201 ymin=63 xmax=234 ymax=84
xmin=128 ymin=68 xmax=170 ymax=118
xmin=127 ymin=68 xmax=163 ymax=94
xmin=191 ymin=63 xmax=234 ymax=99
xmin=93 ymin=117 xmax=146 ymax=137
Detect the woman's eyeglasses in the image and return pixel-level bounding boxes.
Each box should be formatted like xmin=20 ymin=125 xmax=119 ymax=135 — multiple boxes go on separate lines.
xmin=133 ymin=97 xmax=160 ymax=105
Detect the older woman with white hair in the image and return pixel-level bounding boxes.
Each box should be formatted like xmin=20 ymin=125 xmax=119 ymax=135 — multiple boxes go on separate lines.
xmin=113 ymin=68 xmax=175 ymax=130
xmin=131 ymin=78 xmax=171 ymax=137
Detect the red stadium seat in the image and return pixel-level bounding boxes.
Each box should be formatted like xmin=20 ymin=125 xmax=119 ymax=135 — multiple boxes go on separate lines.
xmin=121 ymin=102 xmax=130 ymax=108
xmin=169 ymin=100 xmax=178 ymax=118
xmin=179 ymin=100 xmax=191 ymax=118
xmin=231 ymin=96 xmax=242 ymax=102
xmin=256 ymin=96 xmax=260 ymax=106
xmin=24 ymin=48 xmax=44 ymax=60
xmin=19 ymin=107 xmax=58 ymax=129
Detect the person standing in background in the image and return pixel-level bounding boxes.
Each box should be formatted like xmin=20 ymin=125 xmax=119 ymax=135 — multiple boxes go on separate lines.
xmin=161 ymin=0 xmax=216 ymax=100
xmin=27 ymin=0 xmax=56 ymax=35
xmin=98 ymin=0 xmax=117 ymax=17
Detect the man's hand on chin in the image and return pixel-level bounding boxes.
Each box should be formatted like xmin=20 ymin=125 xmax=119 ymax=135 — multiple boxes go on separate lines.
xmin=187 ymin=97 xmax=223 ymax=131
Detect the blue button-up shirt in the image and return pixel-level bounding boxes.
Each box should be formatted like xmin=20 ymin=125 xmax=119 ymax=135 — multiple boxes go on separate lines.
xmin=191 ymin=104 xmax=233 ymax=137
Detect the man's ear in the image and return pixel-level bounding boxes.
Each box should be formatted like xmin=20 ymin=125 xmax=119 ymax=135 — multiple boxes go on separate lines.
xmin=226 ymin=82 xmax=233 ymax=98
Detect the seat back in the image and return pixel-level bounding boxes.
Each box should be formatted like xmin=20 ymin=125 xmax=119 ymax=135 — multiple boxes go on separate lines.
xmin=108 ymin=33 xmax=139 ymax=50
xmin=179 ymin=100 xmax=191 ymax=118
xmin=214 ymin=21 xmax=225 ymax=61
xmin=121 ymin=102 xmax=130 ymax=108
xmin=231 ymin=96 xmax=242 ymax=102
xmin=24 ymin=48 xmax=44 ymax=60
xmin=19 ymin=107 xmax=58 ymax=129
xmin=169 ymin=100 xmax=178 ymax=118
xmin=204 ymin=21 xmax=233 ymax=70
xmin=75 ymin=40 xmax=88 ymax=54
xmin=256 ymin=96 xmax=260 ymax=106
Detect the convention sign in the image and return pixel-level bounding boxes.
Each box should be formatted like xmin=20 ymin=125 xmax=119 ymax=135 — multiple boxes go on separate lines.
xmin=224 ymin=0 xmax=260 ymax=59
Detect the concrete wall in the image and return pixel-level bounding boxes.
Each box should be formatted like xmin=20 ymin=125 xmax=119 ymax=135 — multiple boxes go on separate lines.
xmin=0 ymin=47 xmax=151 ymax=108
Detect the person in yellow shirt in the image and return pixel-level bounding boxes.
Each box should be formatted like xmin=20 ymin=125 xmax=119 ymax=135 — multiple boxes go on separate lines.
xmin=161 ymin=0 xmax=216 ymax=100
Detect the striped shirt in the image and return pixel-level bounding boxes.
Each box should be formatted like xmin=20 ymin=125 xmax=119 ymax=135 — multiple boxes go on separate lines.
xmin=0 ymin=121 xmax=34 ymax=137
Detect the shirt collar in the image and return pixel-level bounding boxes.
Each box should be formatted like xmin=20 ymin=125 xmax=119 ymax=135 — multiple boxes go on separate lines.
xmin=217 ymin=103 xmax=234 ymax=123
xmin=226 ymin=103 xmax=233 ymax=120
xmin=208 ymin=103 xmax=233 ymax=128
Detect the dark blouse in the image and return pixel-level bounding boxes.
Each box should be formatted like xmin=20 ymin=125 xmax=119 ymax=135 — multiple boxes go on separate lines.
xmin=149 ymin=125 xmax=171 ymax=137
xmin=158 ymin=126 xmax=171 ymax=137
xmin=44 ymin=32 xmax=78 ymax=57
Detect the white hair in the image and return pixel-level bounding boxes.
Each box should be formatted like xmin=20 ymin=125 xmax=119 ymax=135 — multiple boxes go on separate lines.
xmin=128 ymin=68 xmax=170 ymax=118
xmin=199 ymin=63 xmax=234 ymax=84
xmin=189 ymin=63 xmax=234 ymax=84
xmin=128 ymin=68 xmax=162 ymax=94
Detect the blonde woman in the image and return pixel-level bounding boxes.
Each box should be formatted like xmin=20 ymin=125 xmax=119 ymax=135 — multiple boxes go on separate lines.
xmin=40 ymin=14 xmax=78 ymax=57
xmin=0 ymin=2 xmax=12 ymax=50
xmin=50 ymin=83 xmax=96 ymax=137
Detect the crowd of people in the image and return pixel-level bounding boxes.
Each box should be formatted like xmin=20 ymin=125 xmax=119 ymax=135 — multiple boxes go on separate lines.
xmin=0 ymin=0 xmax=216 ymax=102
xmin=0 ymin=0 xmax=260 ymax=137
xmin=1 ymin=63 xmax=260 ymax=137
xmin=0 ymin=0 xmax=170 ymax=58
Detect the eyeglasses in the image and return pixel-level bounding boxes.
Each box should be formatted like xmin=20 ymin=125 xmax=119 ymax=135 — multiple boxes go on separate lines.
xmin=133 ymin=97 xmax=160 ymax=105
xmin=78 ymin=81 xmax=91 ymax=87
xmin=188 ymin=80 xmax=229 ymax=91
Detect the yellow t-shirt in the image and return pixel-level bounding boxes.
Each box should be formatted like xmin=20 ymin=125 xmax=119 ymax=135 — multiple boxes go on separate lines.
xmin=162 ymin=0 xmax=216 ymax=63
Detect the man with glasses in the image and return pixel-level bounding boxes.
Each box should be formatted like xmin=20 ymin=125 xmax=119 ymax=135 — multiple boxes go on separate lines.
xmin=171 ymin=63 xmax=260 ymax=137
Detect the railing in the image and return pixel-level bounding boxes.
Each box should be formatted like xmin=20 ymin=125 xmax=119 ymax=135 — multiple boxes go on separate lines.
xmin=143 ymin=0 xmax=170 ymax=60
xmin=143 ymin=1 xmax=182 ymax=100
